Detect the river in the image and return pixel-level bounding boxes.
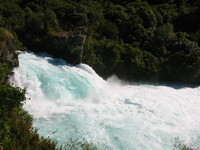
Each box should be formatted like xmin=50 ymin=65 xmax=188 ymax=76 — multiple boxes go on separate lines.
xmin=10 ymin=51 xmax=200 ymax=150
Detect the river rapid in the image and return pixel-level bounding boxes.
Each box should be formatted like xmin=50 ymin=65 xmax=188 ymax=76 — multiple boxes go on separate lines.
xmin=10 ymin=51 xmax=200 ymax=150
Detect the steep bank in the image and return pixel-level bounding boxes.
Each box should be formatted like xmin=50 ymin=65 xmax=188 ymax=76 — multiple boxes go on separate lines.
xmin=0 ymin=28 xmax=18 ymax=67
xmin=23 ymin=28 xmax=87 ymax=65
xmin=0 ymin=28 xmax=57 ymax=149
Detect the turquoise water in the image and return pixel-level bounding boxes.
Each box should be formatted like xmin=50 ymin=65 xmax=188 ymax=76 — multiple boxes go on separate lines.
xmin=10 ymin=51 xmax=200 ymax=150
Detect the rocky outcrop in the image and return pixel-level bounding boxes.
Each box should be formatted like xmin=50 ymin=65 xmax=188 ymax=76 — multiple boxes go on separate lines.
xmin=0 ymin=28 xmax=18 ymax=67
xmin=42 ymin=28 xmax=87 ymax=65
xmin=21 ymin=27 xmax=87 ymax=65
xmin=46 ymin=32 xmax=86 ymax=64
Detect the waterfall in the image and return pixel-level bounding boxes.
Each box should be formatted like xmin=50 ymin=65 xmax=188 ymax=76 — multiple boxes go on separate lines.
xmin=10 ymin=51 xmax=200 ymax=150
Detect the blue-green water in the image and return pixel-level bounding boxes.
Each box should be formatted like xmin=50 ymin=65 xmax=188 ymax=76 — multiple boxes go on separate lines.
xmin=10 ymin=51 xmax=200 ymax=150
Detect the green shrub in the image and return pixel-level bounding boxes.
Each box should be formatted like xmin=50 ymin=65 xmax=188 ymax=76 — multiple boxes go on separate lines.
xmin=173 ymin=138 xmax=198 ymax=150
xmin=0 ymin=85 xmax=25 ymax=113
xmin=0 ymin=63 xmax=11 ymax=84
xmin=64 ymin=138 xmax=100 ymax=150
xmin=1 ymin=108 xmax=57 ymax=150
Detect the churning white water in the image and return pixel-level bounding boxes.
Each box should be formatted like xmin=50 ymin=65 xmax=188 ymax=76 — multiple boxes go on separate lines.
xmin=10 ymin=51 xmax=200 ymax=150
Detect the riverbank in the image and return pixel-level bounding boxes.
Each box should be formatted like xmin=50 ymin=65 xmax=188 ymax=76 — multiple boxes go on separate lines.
xmin=0 ymin=28 xmax=57 ymax=149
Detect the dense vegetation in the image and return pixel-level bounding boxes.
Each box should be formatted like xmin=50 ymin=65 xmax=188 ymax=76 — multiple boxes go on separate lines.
xmin=0 ymin=0 xmax=199 ymax=149
xmin=0 ymin=0 xmax=200 ymax=84
xmin=0 ymin=62 xmax=58 ymax=149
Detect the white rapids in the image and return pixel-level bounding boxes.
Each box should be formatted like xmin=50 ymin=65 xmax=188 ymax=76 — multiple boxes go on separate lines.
xmin=10 ymin=51 xmax=200 ymax=150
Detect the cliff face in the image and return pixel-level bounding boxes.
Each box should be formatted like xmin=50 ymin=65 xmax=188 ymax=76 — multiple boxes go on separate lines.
xmin=45 ymin=29 xmax=86 ymax=65
xmin=24 ymin=28 xmax=87 ymax=65
xmin=0 ymin=28 xmax=18 ymax=67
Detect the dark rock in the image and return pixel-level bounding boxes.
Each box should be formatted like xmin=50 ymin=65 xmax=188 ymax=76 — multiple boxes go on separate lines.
xmin=43 ymin=28 xmax=87 ymax=65
xmin=0 ymin=28 xmax=19 ymax=67
xmin=22 ymin=27 xmax=87 ymax=65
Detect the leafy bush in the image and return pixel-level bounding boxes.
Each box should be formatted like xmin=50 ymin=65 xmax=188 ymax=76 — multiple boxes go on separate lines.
xmin=0 ymin=85 xmax=25 ymax=112
xmin=1 ymin=108 xmax=57 ymax=150
xmin=0 ymin=63 xmax=10 ymax=84
xmin=64 ymin=138 xmax=100 ymax=150
xmin=0 ymin=60 xmax=58 ymax=149
xmin=173 ymin=138 xmax=198 ymax=150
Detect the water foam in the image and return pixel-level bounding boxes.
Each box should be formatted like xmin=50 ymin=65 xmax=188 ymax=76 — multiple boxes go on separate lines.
xmin=10 ymin=51 xmax=200 ymax=150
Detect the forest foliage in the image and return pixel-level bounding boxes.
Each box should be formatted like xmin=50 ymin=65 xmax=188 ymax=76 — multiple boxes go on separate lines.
xmin=0 ymin=62 xmax=58 ymax=149
xmin=0 ymin=0 xmax=200 ymax=84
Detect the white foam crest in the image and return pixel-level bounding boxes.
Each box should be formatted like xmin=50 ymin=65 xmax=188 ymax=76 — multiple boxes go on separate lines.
xmin=10 ymin=51 xmax=200 ymax=150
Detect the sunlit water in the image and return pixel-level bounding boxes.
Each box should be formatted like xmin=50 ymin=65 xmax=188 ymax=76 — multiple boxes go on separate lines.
xmin=10 ymin=51 xmax=200 ymax=150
